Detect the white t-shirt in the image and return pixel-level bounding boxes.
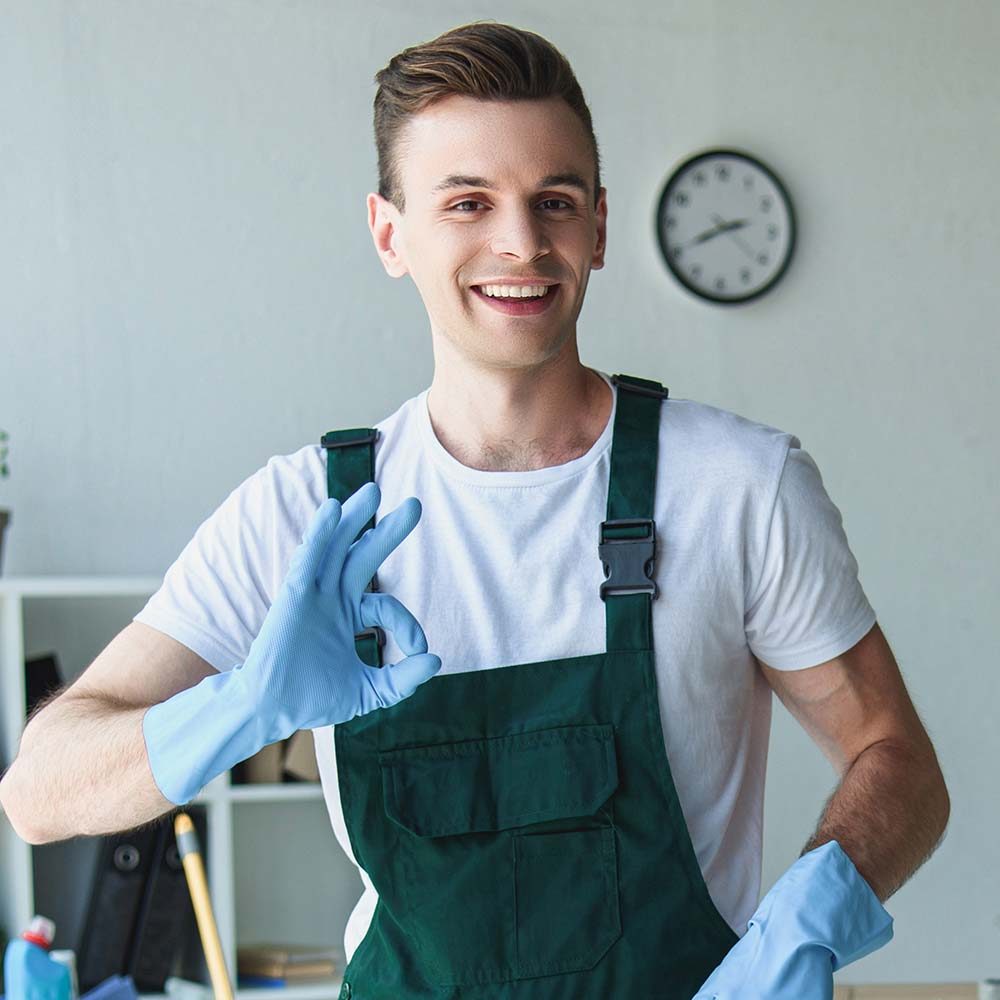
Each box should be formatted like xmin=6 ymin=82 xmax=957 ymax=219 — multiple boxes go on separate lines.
xmin=133 ymin=368 xmax=876 ymax=958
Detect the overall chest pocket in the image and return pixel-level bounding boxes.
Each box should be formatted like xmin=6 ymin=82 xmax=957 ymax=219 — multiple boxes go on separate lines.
xmin=377 ymin=723 xmax=623 ymax=986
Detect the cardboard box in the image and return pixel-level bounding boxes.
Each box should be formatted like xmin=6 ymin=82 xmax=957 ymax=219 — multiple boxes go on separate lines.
xmin=234 ymin=740 xmax=284 ymax=783
xmin=283 ymin=729 xmax=320 ymax=782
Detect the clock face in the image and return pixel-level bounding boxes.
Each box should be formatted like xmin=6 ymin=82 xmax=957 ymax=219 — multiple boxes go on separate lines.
xmin=655 ymin=149 xmax=796 ymax=304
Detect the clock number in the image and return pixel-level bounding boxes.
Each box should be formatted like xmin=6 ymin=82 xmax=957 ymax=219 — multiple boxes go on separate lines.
xmin=674 ymin=191 xmax=689 ymax=207
xmin=760 ymin=196 xmax=772 ymax=212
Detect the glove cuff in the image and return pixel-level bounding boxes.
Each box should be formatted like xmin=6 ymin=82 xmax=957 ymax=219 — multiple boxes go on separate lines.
xmin=752 ymin=840 xmax=894 ymax=969
xmin=142 ymin=666 xmax=263 ymax=805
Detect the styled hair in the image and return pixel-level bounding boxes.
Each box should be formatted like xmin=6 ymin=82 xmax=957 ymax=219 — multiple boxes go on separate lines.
xmin=373 ymin=21 xmax=602 ymax=213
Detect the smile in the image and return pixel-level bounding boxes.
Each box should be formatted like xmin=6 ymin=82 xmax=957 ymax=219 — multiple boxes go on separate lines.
xmin=471 ymin=284 xmax=560 ymax=316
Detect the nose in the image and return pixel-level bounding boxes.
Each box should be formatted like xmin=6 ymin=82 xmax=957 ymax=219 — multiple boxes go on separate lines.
xmin=489 ymin=205 xmax=551 ymax=264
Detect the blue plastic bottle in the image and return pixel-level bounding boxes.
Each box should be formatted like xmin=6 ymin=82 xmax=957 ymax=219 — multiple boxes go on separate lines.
xmin=2 ymin=916 xmax=72 ymax=1000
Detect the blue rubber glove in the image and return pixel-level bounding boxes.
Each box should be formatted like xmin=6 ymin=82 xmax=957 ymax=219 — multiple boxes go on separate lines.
xmin=142 ymin=481 xmax=442 ymax=805
xmin=694 ymin=840 xmax=893 ymax=999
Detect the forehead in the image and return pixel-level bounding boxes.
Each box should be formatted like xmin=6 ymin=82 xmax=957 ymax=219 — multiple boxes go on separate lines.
xmin=398 ymin=95 xmax=593 ymax=197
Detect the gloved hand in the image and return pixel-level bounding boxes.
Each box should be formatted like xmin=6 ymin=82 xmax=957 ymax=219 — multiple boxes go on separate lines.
xmin=693 ymin=840 xmax=893 ymax=999
xmin=142 ymin=481 xmax=441 ymax=805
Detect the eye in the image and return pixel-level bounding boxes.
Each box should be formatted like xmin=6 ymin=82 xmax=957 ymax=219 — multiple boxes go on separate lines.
xmin=449 ymin=198 xmax=574 ymax=212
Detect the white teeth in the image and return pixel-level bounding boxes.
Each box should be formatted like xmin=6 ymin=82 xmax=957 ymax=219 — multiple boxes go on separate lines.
xmin=478 ymin=284 xmax=550 ymax=298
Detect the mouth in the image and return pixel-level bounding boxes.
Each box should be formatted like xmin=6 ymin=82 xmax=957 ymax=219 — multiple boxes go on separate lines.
xmin=470 ymin=283 xmax=561 ymax=316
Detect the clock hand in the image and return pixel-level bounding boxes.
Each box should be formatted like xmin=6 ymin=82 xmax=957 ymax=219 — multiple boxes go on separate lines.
xmin=732 ymin=233 xmax=757 ymax=257
xmin=711 ymin=213 xmax=757 ymax=260
xmin=709 ymin=214 xmax=752 ymax=233
xmin=684 ymin=215 xmax=755 ymax=250
xmin=688 ymin=223 xmax=727 ymax=247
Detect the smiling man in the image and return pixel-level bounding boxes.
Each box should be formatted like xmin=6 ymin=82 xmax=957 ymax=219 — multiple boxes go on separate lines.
xmin=370 ymin=90 xmax=611 ymax=472
xmin=0 ymin=20 xmax=949 ymax=1000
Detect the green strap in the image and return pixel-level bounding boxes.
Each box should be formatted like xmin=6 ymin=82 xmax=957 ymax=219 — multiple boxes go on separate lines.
xmin=320 ymin=428 xmax=383 ymax=667
xmin=602 ymin=374 xmax=668 ymax=652
xmin=320 ymin=373 xmax=667 ymax=664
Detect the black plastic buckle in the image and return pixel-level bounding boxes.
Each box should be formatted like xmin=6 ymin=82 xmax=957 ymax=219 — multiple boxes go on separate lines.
xmin=610 ymin=375 xmax=669 ymax=400
xmin=355 ymin=626 xmax=386 ymax=649
xmin=320 ymin=429 xmax=380 ymax=449
xmin=598 ymin=518 xmax=658 ymax=600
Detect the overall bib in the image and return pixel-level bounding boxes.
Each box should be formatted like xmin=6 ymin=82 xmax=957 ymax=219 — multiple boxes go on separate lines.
xmin=321 ymin=374 xmax=739 ymax=1000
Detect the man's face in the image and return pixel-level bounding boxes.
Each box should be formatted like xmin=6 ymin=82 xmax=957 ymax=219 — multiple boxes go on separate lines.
xmin=368 ymin=95 xmax=607 ymax=371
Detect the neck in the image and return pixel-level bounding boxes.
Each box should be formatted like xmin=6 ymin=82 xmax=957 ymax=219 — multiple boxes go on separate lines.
xmin=426 ymin=353 xmax=612 ymax=473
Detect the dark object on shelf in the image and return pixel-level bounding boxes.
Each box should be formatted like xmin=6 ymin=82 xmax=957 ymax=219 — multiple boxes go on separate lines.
xmin=25 ymin=653 xmax=63 ymax=717
xmin=125 ymin=807 xmax=206 ymax=992
xmin=76 ymin=826 xmax=160 ymax=992
xmin=0 ymin=508 xmax=10 ymax=574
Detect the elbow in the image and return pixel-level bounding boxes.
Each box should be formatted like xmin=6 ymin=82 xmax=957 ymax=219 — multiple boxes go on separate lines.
xmin=935 ymin=766 xmax=951 ymax=843
xmin=0 ymin=764 xmax=48 ymax=846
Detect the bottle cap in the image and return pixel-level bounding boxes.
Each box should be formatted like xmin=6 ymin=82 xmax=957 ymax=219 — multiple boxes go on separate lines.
xmin=22 ymin=914 xmax=56 ymax=949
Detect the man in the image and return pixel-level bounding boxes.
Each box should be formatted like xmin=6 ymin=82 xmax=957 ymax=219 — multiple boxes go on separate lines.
xmin=0 ymin=20 xmax=948 ymax=999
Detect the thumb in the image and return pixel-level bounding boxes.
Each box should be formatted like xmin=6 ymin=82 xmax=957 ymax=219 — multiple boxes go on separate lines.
xmin=375 ymin=653 xmax=442 ymax=707
xmin=359 ymin=592 xmax=429 ymax=656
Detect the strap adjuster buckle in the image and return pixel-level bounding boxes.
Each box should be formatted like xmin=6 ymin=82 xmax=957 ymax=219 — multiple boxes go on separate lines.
xmin=610 ymin=375 xmax=669 ymax=400
xmin=321 ymin=429 xmax=380 ymax=449
xmin=355 ymin=626 xmax=386 ymax=648
xmin=598 ymin=518 xmax=658 ymax=600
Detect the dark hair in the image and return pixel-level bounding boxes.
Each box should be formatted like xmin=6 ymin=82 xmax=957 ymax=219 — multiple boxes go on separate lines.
xmin=373 ymin=21 xmax=602 ymax=213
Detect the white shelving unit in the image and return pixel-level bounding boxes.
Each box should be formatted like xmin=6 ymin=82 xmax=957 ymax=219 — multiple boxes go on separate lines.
xmin=0 ymin=577 xmax=345 ymax=1000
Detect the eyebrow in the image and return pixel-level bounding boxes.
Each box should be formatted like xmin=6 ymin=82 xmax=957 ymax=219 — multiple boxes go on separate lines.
xmin=431 ymin=172 xmax=590 ymax=197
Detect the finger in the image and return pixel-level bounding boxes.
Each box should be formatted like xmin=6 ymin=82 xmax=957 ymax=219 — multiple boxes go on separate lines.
xmin=287 ymin=497 xmax=343 ymax=585
xmin=372 ymin=653 xmax=442 ymax=708
xmin=338 ymin=497 xmax=422 ymax=597
xmin=358 ymin=592 xmax=428 ymax=655
xmin=320 ymin=481 xmax=381 ymax=581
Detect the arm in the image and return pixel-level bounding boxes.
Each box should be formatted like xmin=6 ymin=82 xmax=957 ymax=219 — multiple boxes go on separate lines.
xmin=0 ymin=621 xmax=219 ymax=845
xmin=759 ymin=621 xmax=951 ymax=900
xmin=694 ymin=623 xmax=946 ymax=997
xmin=2 ymin=486 xmax=441 ymax=841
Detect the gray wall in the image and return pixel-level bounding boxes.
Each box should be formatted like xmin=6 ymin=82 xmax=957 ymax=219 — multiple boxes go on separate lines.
xmin=2 ymin=0 xmax=998 ymax=983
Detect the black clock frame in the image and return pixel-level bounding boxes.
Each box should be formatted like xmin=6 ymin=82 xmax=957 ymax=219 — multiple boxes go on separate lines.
xmin=654 ymin=147 xmax=797 ymax=306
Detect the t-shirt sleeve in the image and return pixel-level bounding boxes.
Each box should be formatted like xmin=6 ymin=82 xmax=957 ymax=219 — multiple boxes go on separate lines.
xmin=744 ymin=438 xmax=877 ymax=670
xmin=133 ymin=462 xmax=281 ymax=673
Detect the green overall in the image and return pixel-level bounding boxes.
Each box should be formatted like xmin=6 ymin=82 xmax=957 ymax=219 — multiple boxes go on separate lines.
xmin=321 ymin=374 xmax=739 ymax=1000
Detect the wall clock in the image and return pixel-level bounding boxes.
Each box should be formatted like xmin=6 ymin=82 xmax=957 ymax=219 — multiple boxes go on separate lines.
xmin=655 ymin=148 xmax=796 ymax=305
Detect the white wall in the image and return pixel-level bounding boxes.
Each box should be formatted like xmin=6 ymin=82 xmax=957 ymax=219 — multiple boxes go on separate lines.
xmin=2 ymin=0 xmax=997 ymax=982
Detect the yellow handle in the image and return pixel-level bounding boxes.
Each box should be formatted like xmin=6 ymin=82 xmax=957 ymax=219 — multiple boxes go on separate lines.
xmin=174 ymin=812 xmax=234 ymax=1000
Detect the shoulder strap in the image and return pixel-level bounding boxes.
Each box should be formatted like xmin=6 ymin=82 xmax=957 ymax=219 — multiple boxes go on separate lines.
xmin=601 ymin=374 xmax=668 ymax=651
xmin=320 ymin=428 xmax=383 ymax=667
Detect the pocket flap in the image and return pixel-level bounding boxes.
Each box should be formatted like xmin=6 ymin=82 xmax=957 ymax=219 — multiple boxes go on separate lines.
xmin=378 ymin=724 xmax=618 ymax=838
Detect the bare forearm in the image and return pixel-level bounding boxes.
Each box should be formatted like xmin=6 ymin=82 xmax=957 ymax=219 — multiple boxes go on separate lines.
xmin=801 ymin=739 xmax=950 ymax=901
xmin=0 ymin=693 xmax=174 ymax=844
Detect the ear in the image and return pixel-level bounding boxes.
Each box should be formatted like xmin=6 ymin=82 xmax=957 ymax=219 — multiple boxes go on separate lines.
xmin=591 ymin=186 xmax=608 ymax=271
xmin=367 ymin=192 xmax=409 ymax=278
